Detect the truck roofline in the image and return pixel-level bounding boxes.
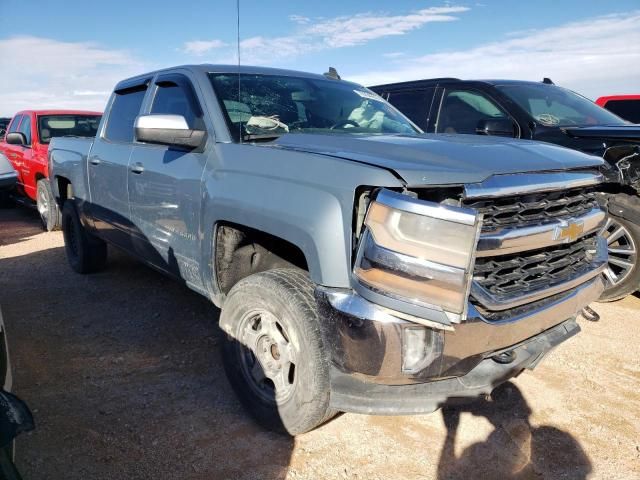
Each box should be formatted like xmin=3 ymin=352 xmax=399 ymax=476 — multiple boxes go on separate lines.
xmin=115 ymin=64 xmax=363 ymax=92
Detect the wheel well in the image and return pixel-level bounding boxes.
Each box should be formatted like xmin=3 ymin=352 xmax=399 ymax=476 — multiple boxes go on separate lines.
xmin=214 ymin=223 xmax=309 ymax=295
xmin=55 ymin=177 xmax=73 ymax=206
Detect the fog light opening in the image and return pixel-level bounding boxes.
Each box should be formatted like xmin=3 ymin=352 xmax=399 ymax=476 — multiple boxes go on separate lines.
xmin=402 ymin=327 xmax=443 ymax=374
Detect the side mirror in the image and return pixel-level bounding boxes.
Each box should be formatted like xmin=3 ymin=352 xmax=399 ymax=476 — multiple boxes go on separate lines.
xmin=5 ymin=132 xmax=27 ymax=146
xmin=476 ymin=119 xmax=516 ymax=138
xmin=134 ymin=114 xmax=205 ymax=149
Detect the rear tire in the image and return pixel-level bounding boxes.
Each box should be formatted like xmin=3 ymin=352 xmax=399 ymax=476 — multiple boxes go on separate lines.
xmin=221 ymin=268 xmax=335 ymax=435
xmin=61 ymin=200 xmax=107 ymax=273
xmin=37 ymin=178 xmax=61 ymax=231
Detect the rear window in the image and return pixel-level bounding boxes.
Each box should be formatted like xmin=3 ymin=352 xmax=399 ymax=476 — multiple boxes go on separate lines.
xmin=386 ymin=88 xmax=436 ymax=131
xmin=37 ymin=115 xmax=101 ymax=144
xmin=602 ymin=99 xmax=640 ymax=124
xmin=104 ymin=86 xmax=147 ymax=142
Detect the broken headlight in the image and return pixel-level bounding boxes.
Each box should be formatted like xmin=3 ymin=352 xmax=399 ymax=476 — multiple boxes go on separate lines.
xmin=353 ymin=189 xmax=482 ymax=321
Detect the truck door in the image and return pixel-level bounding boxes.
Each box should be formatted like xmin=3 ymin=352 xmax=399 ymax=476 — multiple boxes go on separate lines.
xmin=14 ymin=114 xmax=36 ymax=199
xmin=1 ymin=115 xmax=23 ymax=187
xmin=127 ymin=73 xmax=208 ymax=288
xmin=88 ymin=82 xmax=148 ymax=248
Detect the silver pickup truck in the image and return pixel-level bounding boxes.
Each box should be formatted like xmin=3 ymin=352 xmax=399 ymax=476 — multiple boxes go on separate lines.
xmin=49 ymin=65 xmax=607 ymax=435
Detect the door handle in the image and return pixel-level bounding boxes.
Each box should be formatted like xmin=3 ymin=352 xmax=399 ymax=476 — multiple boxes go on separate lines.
xmin=130 ymin=162 xmax=145 ymax=174
xmin=89 ymin=156 xmax=101 ymax=165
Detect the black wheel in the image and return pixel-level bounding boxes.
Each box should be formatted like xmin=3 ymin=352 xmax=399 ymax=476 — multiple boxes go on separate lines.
xmin=598 ymin=213 xmax=640 ymax=302
xmin=36 ymin=178 xmax=61 ymax=231
xmin=220 ymin=268 xmax=335 ymax=435
xmin=61 ymin=200 xmax=107 ymax=273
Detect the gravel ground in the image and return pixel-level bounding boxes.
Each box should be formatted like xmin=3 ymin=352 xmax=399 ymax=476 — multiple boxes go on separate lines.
xmin=1 ymin=205 xmax=639 ymax=480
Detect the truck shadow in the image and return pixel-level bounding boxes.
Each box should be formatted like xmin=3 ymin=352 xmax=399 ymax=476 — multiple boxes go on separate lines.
xmin=436 ymin=382 xmax=592 ymax=480
xmin=0 ymin=208 xmax=294 ymax=479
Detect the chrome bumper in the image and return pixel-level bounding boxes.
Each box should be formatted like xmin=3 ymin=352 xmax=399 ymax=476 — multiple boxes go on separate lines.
xmin=318 ymin=275 xmax=603 ymax=385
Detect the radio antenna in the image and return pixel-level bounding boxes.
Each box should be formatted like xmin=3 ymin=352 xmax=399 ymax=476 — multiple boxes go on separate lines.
xmin=237 ymin=0 xmax=242 ymax=143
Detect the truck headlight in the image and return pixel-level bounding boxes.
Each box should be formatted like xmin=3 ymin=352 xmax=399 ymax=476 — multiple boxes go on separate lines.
xmin=353 ymin=189 xmax=482 ymax=320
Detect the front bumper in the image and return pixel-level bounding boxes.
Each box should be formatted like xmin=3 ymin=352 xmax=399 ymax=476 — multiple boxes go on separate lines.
xmin=317 ymin=275 xmax=603 ymax=414
xmin=328 ymin=318 xmax=579 ymax=415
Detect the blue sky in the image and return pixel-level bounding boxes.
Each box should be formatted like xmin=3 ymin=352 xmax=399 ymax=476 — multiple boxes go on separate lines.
xmin=0 ymin=1 xmax=639 ymax=115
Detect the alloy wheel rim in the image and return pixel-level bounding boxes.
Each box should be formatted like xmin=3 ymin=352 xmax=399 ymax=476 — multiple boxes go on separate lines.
xmin=238 ymin=309 xmax=297 ymax=405
xmin=600 ymin=217 xmax=637 ymax=287
xmin=37 ymin=188 xmax=49 ymax=219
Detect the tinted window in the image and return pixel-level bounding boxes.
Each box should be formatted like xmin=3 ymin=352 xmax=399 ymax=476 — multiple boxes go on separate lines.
xmin=497 ymin=84 xmax=625 ymax=127
xmin=8 ymin=115 xmax=22 ymax=134
xmin=151 ymin=81 xmax=202 ymax=128
xmin=37 ymin=115 xmax=101 ymax=144
xmin=18 ymin=115 xmax=32 ymax=145
xmin=437 ymin=90 xmax=508 ymax=134
xmin=104 ymin=86 xmax=147 ymax=142
xmin=209 ymin=73 xmax=418 ymax=141
xmin=603 ymin=99 xmax=640 ymax=124
xmin=387 ymin=89 xmax=435 ymax=131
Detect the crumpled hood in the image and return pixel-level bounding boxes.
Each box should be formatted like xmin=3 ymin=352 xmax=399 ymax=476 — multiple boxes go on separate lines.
xmin=268 ymin=133 xmax=603 ymax=186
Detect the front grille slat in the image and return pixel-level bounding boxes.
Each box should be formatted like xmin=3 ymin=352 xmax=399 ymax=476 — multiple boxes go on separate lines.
xmin=465 ymin=188 xmax=600 ymax=232
xmin=473 ymin=233 xmax=598 ymax=298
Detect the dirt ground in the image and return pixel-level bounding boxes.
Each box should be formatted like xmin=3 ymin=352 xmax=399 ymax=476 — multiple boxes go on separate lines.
xmin=1 ymin=206 xmax=639 ymax=480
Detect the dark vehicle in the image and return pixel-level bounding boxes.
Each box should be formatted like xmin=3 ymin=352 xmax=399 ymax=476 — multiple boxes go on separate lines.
xmin=50 ymin=65 xmax=607 ymax=435
xmin=372 ymin=78 xmax=640 ymax=301
xmin=597 ymin=95 xmax=640 ymax=124
xmin=0 ymin=308 xmax=35 ymax=480
xmin=0 ymin=118 xmax=10 ymax=139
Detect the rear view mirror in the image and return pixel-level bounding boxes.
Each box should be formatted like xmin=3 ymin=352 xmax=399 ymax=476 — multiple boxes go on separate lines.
xmin=135 ymin=114 xmax=205 ymax=149
xmin=476 ymin=119 xmax=516 ymax=138
xmin=5 ymin=132 xmax=27 ymax=146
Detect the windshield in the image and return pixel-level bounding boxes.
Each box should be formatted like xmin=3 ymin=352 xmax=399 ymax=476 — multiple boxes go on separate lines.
xmin=37 ymin=114 xmax=101 ymax=144
xmin=497 ymin=84 xmax=626 ymax=127
xmin=208 ymin=73 xmax=419 ymax=141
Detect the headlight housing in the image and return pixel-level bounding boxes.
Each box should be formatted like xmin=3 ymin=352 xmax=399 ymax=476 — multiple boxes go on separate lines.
xmin=353 ymin=189 xmax=482 ymax=322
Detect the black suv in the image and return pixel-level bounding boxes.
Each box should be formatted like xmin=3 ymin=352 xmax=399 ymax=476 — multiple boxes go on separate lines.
xmin=371 ymin=78 xmax=640 ymax=301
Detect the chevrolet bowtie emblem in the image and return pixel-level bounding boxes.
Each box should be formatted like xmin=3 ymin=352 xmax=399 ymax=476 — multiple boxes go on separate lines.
xmin=555 ymin=221 xmax=584 ymax=243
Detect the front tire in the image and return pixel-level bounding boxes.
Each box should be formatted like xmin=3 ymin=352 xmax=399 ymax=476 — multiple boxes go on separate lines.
xmin=61 ymin=201 xmax=107 ymax=273
xmin=598 ymin=212 xmax=640 ymax=302
xmin=220 ymin=269 xmax=334 ymax=435
xmin=37 ymin=178 xmax=61 ymax=231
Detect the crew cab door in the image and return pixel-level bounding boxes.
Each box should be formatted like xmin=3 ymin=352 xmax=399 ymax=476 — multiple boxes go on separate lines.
xmin=127 ymin=73 xmax=208 ymax=288
xmin=14 ymin=114 xmax=37 ymax=199
xmin=89 ymin=82 xmax=149 ymax=247
xmin=1 ymin=115 xmax=23 ymax=186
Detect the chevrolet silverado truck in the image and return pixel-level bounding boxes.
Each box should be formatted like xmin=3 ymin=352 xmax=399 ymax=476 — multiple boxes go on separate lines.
xmin=49 ymin=65 xmax=608 ymax=435
xmin=372 ymin=78 xmax=640 ymax=301
xmin=0 ymin=110 xmax=101 ymax=230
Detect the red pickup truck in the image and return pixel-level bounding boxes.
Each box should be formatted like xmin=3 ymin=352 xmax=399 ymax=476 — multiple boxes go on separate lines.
xmin=0 ymin=110 xmax=101 ymax=230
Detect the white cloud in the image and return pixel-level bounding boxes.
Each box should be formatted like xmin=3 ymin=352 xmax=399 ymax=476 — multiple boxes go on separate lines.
xmin=181 ymin=39 xmax=227 ymax=56
xmin=349 ymin=11 xmax=640 ymax=99
xmin=306 ymin=6 xmax=469 ymax=48
xmin=181 ymin=6 xmax=469 ymax=65
xmin=0 ymin=36 xmax=146 ymax=116
xmin=288 ymin=14 xmax=311 ymax=25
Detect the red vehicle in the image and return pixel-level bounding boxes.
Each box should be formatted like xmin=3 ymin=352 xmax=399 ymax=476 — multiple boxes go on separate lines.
xmin=596 ymin=95 xmax=640 ymax=124
xmin=0 ymin=110 xmax=101 ymax=230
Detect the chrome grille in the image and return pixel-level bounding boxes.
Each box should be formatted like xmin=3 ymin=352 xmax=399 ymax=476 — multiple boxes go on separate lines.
xmin=464 ymin=188 xmax=600 ymax=232
xmin=473 ymin=233 xmax=598 ymax=298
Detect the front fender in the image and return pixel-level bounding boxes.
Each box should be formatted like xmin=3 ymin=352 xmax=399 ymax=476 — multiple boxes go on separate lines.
xmin=200 ymin=143 xmax=402 ymax=297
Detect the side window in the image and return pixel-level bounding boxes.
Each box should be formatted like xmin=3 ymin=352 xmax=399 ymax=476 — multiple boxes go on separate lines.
xmin=387 ymin=88 xmax=436 ymax=131
xmin=604 ymin=100 xmax=640 ymax=124
xmin=437 ymin=89 xmax=508 ymax=134
xmin=104 ymin=86 xmax=147 ymax=143
xmin=150 ymin=79 xmax=203 ymax=129
xmin=8 ymin=115 xmax=23 ymax=134
xmin=18 ymin=115 xmax=32 ymax=145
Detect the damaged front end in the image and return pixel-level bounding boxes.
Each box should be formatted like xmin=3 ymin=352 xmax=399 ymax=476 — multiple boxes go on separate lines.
xmin=317 ymin=172 xmax=607 ymax=414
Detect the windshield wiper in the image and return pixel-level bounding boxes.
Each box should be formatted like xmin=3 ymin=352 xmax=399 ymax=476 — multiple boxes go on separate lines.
xmin=241 ymin=133 xmax=283 ymax=142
